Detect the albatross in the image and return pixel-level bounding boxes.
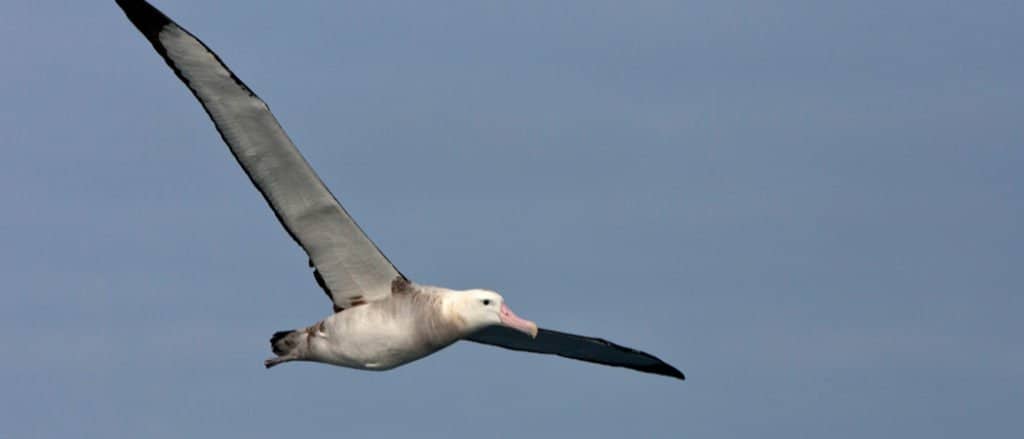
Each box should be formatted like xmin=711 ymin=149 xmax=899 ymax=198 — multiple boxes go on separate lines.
xmin=115 ymin=0 xmax=684 ymax=380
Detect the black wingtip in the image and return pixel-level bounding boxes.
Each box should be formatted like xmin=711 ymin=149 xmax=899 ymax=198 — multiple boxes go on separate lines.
xmin=659 ymin=362 xmax=684 ymax=380
xmin=636 ymin=359 xmax=685 ymax=381
xmin=115 ymin=0 xmax=173 ymax=41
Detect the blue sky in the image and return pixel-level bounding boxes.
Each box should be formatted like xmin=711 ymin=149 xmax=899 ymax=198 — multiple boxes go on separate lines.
xmin=2 ymin=1 xmax=1021 ymax=437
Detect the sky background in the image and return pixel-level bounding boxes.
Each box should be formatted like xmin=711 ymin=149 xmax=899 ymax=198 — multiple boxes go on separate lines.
xmin=2 ymin=0 xmax=1021 ymax=437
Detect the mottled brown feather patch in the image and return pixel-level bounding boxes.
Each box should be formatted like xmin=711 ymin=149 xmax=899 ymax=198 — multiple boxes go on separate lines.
xmin=391 ymin=276 xmax=412 ymax=294
xmin=304 ymin=320 xmax=325 ymax=337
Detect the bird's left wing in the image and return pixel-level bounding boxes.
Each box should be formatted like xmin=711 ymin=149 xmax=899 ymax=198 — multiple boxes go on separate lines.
xmin=467 ymin=326 xmax=684 ymax=380
xmin=116 ymin=0 xmax=404 ymax=309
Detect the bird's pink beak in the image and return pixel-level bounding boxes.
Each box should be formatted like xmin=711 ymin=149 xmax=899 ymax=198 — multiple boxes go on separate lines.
xmin=499 ymin=303 xmax=538 ymax=338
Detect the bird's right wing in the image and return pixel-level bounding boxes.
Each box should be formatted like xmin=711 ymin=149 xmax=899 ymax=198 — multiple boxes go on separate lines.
xmin=467 ymin=326 xmax=684 ymax=380
xmin=116 ymin=0 xmax=405 ymax=309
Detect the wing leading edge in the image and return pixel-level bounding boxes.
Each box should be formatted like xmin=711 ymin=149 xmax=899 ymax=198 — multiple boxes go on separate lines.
xmin=115 ymin=0 xmax=404 ymax=309
xmin=467 ymin=326 xmax=685 ymax=380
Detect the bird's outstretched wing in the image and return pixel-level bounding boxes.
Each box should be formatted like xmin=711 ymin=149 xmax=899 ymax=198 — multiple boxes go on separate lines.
xmin=116 ymin=0 xmax=404 ymax=309
xmin=467 ymin=326 xmax=685 ymax=380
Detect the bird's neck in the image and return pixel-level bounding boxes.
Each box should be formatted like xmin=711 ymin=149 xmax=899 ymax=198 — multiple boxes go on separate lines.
xmin=434 ymin=288 xmax=471 ymax=334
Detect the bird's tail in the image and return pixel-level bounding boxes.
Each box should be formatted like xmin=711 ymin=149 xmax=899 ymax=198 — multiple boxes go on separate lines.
xmin=264 ymin=328 xmax=308 ymax=368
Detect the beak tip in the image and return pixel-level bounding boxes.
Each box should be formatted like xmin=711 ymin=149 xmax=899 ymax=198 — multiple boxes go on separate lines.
xmin=499 ymin=304 xmax=538 ymax=338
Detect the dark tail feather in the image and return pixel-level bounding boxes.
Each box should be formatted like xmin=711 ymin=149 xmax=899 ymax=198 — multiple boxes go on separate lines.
xmin=270 ymin=330 xmax=295 ymax=355
xmin=265 ymin=329 xmax=305 ymax=368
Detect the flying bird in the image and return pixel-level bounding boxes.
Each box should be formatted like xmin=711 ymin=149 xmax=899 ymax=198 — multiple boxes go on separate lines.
xmin=115 ymin=0 xmax=684 ymax=380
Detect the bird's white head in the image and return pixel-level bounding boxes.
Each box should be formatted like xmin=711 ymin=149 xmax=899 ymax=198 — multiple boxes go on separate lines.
xmin=451 ymin=289 xmax=538 ymax=338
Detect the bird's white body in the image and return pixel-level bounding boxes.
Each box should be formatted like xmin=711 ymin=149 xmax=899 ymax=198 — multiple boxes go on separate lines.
xmin=267 ymin=284 xmax=536 ymax=370
xmin=305 ymin=288 xmax=461 ymax=370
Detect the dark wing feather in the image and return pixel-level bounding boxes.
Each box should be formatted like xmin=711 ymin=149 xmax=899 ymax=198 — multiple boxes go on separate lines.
xmin=467 ymin=326 xmax=684 ymax=380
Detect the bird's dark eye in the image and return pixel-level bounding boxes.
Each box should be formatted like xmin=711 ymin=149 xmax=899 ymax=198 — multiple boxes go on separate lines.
xmin=482 ymin=299 xmax=491 ymax=306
